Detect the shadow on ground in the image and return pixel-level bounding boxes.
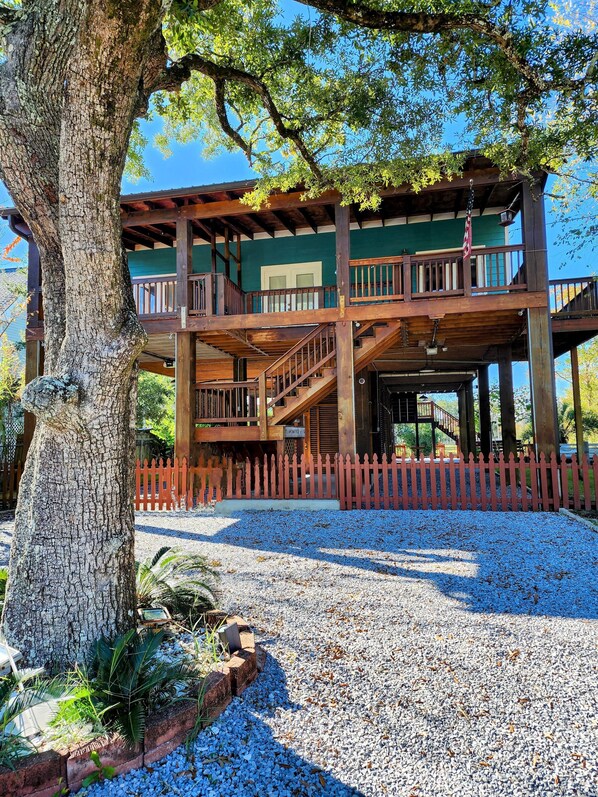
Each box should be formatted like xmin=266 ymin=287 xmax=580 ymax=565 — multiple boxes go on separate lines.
xmin=136 ymin=510 xmax=598 ymax=620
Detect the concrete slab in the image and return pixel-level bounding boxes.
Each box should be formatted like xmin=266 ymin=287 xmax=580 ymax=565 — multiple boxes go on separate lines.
xmin=215 ymin=499 xmax=340 ymax=515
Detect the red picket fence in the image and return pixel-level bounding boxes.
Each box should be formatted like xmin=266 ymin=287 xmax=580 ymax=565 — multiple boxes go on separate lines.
xmin=0 ymin=459 xmax=23 ymax=511
xmin=134 ymin=453 xmax=597 ymax=513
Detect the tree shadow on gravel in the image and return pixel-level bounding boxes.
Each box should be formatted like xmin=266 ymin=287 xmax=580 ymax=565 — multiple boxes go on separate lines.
xmin=199 ymin=648 xmax=365 ymax=797
xmin=136 ymin=510 xmax=598 ymax=620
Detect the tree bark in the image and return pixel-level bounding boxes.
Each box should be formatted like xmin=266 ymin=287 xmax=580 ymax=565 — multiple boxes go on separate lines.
xmin=0 ymin=1 xmax=164 ymax=667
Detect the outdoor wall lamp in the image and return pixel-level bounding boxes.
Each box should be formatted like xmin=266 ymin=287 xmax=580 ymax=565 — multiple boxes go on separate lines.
xmin=498 ymin=208 xmax=516 ymax=227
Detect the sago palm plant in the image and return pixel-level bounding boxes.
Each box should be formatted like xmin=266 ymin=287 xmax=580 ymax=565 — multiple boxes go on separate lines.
xmin=0 ymin=672 xmax=72 ymax=769
xmin=90 ymin=629 xmax=193 ymax=746
xmin=136 ymin=547 xmax=220 ymax=623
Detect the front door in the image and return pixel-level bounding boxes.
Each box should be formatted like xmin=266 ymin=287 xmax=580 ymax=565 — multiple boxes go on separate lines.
xmin=261 ymin=262 xmax=322 ymax=312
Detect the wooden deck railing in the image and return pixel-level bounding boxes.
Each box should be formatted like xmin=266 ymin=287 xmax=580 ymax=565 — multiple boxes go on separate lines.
xmin=350 ymin=257 xmax=403 ymax=302
xmin=134 ymin=452 xmax=598 ymax=513
xmin=262 ymin=323 xmax=336 ymax=408
xmin=195 ymin=381 xmax=259 ymax=424
xmin=245 ymin=286 xmax=337 ymax=314
xmin=351 ymin=245 xmax=527 ymax=304
xmin=549 ymin=277 xmax=598 ymax=316
xmin=130 ymin=248 xmax=598 ymax=321
xmin=132 ymin=275 xmax=177 ymax=316
xmin=417 ymin=400 xmax=459 ymax=439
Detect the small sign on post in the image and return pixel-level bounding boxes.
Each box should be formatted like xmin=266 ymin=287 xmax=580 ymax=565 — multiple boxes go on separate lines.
xmin=284 ymin=426 xmax=305 ymax=438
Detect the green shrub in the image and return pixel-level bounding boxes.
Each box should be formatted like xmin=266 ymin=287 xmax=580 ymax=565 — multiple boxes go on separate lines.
xmin=0 ymin=673 xmax=71 ymax=770
xmin=89 ymin=629 xmax=193 ymax=745
xmin=136 ymin=547 xmax=220 ymax=623
xmin=0 ymin=567 xmax=8 ymax=615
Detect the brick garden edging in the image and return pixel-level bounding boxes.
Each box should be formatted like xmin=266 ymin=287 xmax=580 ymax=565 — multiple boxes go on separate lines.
xmin=0 ymin=615 xmax=262 ymax=797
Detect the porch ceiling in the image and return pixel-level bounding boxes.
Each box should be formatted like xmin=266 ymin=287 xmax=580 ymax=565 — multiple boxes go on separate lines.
xmin=371 ymin=308 xmax=526 ymax=369
xmin=381 ymin=371 xmax=476 ymax=393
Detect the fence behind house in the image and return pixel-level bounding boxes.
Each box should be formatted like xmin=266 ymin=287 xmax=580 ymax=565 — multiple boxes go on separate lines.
xmin=134 ymin=452 xmax=597 ymax=513
xmin=0 ymin=459 xmax=23 ymax=511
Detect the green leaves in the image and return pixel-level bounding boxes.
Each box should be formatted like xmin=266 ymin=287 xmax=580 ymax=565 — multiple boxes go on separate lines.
xmin=130 ymin=0 xmax=593 ymax=233
xmin=90 ymin=629 xmax=194 ymax=746
xmin=136 ymin=546 xmax=221 ymax=623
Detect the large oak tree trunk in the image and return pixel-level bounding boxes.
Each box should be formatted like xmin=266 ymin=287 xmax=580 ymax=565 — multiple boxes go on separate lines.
xmin=0 ymin=1 xmax=165 ymax=667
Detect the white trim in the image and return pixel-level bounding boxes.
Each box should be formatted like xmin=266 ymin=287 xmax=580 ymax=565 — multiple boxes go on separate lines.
xmin=260 ymin=261 xmax=322 ymax=290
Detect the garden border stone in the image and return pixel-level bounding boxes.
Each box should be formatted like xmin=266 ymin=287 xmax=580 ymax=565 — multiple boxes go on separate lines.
xmin=0 ymin=615 xmax=260 ymax=796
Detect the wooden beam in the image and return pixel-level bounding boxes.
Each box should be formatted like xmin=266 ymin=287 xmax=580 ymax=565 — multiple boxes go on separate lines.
xmin=322 ymin=205 xmax=336 ymax=225
xmin=176 ymin=217 xmax=192 ymax=327
xmin=216 ymin=216 xmax=254 ymax=240
xmin=335 ymin=202 xmax=350 ymax=309
xmin=175 ymin=332 xmax=196 ymax=461
xmin=527 ymin=307 xmax=559 ymax=457
xmin=571 ymin=346 xmax=585 ymax=457
xmin=352 ymin=204 xmax=364 ymax=229
xmin=236 ymin=233 xmax=242 ymax=289
xmin=27 ymin=238 xmax=41 ymax=329
xmin=269 ymin=210 xmax=296 ymax=235
xmin=195 ymin=425 xmax=284 ymax=443
xmin=457 ymin=387 xmax=469 ymax=457
xmin=223 ymin=329 xmax=268 ymax=356
xmin=478 ymin=184 xmax=496 ymax=216
xmin=522 ymin=179 xmax=549 ymax=293
xmin=246 ymin=213 xmax=275 ymax=237
xmin=23 ymin=339 xmax=43 ymax=457
xmin=465 ymin=380 xmax=477 ymax=457
xmin=185 ymin=290 xmax=549 ymax=333
xmin=295 ymin=207 xmax=318 ymax=233
xmin=336 ymin=320 xmax=356 ymax=455
xmin=477 ymin=363 xmax=492 ymax=458
xmin=453 ymin=188 xmax=465 ymax=218
xmin=355 ymin=369 xmax=372 ymax=456
xmin=522 ymin=182 xmax=559 ymax=457
xmin=498 ymin=345 xmax=517 ymax=459
xmin=122 ymin=171 xmax=504 ymax=227
xmin=224 ymin=227 xmax=231 ymax=278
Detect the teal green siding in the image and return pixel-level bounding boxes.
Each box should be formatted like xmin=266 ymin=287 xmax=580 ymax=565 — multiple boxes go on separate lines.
xmin=128 ymin=214 xmax=505 ymax=287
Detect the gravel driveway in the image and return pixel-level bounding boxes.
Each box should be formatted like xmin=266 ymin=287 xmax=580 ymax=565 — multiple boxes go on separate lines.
xmin=1 ymin=510 xmax=597 ymax=796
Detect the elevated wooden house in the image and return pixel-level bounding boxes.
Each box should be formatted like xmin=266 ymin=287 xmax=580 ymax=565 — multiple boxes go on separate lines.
xmin=5 ymin=155 xmax=598 ymax=464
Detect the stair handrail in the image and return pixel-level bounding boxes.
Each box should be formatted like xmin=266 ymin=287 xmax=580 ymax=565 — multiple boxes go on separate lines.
xmin=261 ymin=323 xmax=334 ymax=378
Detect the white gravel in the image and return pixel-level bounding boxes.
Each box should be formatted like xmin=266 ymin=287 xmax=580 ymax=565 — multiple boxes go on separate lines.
xmin=1 ymin=509 xmax=597 ymax=796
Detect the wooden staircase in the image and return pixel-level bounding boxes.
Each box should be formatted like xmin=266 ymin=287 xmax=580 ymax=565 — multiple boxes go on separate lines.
xmin=195 ymin=320 xmax=402 ymax=434
xmin=266 ymin=320 xmax=401 ymax=426
xmin=417 ymin=399 xmax=460 ymax=442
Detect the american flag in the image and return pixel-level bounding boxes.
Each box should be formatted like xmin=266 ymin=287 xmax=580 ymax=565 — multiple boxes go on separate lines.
xmin=462 ymin=181 xmax=475 ymax=260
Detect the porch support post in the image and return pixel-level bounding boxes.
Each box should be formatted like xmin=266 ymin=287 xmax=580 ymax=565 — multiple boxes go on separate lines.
xmin=477 ymin=364 xmax=492 ymax=458
xmin=335 ymin=202 xmax=350 ymax=311
xmin=457 ymin=387 xmax=469 ymax=457
xmin=522 ymin=179 xmax=558 ymax=457
xmin=355 ymin=368 xmax=371 ymax=457
xmin=571 ymin=346 xmax=585 ymax=458
xmin=465 ymin=380 xmax=477 ymax=457
xmin=23 ymin=340 xmax=43 ymax=457
xmin=336 ymin=320 xmax=356 ymax=456
xmin=23 ymin=239 xmax=43 ymax=457
xmin=176 ymin=217 xmax=193 ymax=328
xmin=175 ymin=331 xmax=196 ymax=462
xmin=27 ymin=237 xmax=41 ymax=329
xmin=232 ymin=357 xmax=247 ymax=382
xmin=498 ymin=345 xmax=517 ymax=459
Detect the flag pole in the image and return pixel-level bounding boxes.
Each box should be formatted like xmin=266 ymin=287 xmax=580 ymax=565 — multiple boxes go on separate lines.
xmin=462 ymin=178 xmax=474 ymax=296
